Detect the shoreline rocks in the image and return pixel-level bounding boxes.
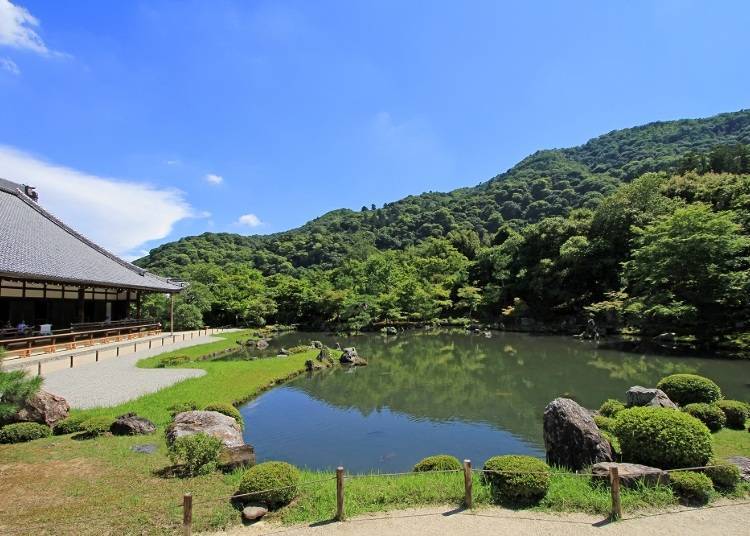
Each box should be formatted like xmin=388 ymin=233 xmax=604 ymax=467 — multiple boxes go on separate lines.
xmin=110 ymin=413 xmax=156 ymax=435
xmin=543 ymin=398 xmax=613 ymax=470
xmin=339 ymin=347 xmax=367 ymax=366
xmin=166 ymin=410 xmax=244 ymax=448
xmin=592 ymin=462 xmax=669 ymax=488
xmin=626 ymin=386 xmax=677 ymax=409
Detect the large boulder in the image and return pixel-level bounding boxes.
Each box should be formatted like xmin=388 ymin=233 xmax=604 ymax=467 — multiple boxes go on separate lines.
xmin=340 ymin=347 xmax=367 ymax=366
xmin=727 ymin=456 xmax=750 ymax=482
xmin=626 ymin=386 xmax=678 ymax=409
xmin=543 ymin=398 xmax=613 ymax=470
xmin=255 ymin=339 xmax=269 ymax=350
xmin=110 ymin=413 xmax=156 ymax=435
xmin=15 ymin=390 xmax=69 ymax=427
xmin=592 ymin=462 xmax=669 ymax=488
xmin=219 ymin=445 xmax=256 ymax=470
xmin=166 ymin=410 xmax=244 ymax=448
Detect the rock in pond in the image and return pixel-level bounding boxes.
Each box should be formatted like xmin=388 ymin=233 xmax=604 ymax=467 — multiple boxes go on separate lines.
xmin=278 ymin=348 xmax=290 ymax=356
xmin=166 ymin=410 xmax=244 ymax=448
xmin=242 ymin=505 xmax=268 ymax=521
xmin=626 ymin=386 xmax=677 ymax=409
xmin=256 ymin=339 xmax=269 ymax=350
xmin=543 ymin=398 xmax=613 ymax=470
xmin=305 ymin=359 xmax=323 ymax=371
xmin=727 ymin=456 xmax=750 ymax=482
xmin=592 ymin=462 xmax=669 ymax=488
xmin=14 ymin=390 xmax=69 ymax=427
xmin=110 ymin=413 xmax=156 ymax=435
xmin=340 ymin=347 xmax=367 ymax=366
xmin=219 ymin=445 xmax=256 ymax=470
xmin=310 ymin=340 xmax=324 ymax=349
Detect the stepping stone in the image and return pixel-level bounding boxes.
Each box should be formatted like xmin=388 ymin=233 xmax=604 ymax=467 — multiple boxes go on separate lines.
xmin=592 ymin=462 xmax=669 ymax=488
xmin=242 ymin=505 xmax=268 ymax=521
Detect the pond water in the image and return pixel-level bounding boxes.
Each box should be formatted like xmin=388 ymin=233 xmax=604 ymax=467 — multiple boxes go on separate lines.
xmin=234 ymin=330 xmax=750 ymax=473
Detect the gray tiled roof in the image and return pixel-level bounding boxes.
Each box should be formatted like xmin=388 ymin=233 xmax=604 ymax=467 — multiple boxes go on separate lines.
xmin=0 ymin=178 xmax=182 ymax=292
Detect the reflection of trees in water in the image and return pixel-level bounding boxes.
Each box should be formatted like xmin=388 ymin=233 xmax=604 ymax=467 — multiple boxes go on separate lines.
xmin=278 ymin=331 xmax=749 ymax=446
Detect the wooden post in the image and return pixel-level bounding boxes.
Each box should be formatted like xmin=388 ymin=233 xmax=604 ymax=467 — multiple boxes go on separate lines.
xmin=182 ymin=493 xmax=192 ymax=536
xmin=609 ymin=466 xmax=622 ymax=520
xmin=69 ymin=355 xmax=74 ymax=368
xmin=336 ymin=466 xmax=345 ymax=521
xmin=37 ymin=361 xmax=42 ymax=376
xmin=134 ymin=342 xmax=137 ymax=353
xmin=95 ymin=349 xmax=99 ymax=362
xmin=170 ymin=293 xmax=175 ymax=334
xmin=463 ymin=459 xmax=473 ymax=509
xmin=149 ymin=339 xmax=152 ymax=349
xmin=116 ymin=346 xmax=120 ymax=357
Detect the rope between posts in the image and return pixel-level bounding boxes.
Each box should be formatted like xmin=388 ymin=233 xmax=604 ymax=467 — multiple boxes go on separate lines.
xmin=181 ymin=476 xmax=336 ymax=506
xmin=474 ymin=469 xmax=595 ymax=477
xmin=346 ymin=469 xmax=463 ymax=479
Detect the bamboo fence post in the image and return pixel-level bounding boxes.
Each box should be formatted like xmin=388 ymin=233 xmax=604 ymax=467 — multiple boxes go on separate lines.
xmin=609 ymin=466 xmax=622 ymax=520
xmin=336 ymin=466 xmax=345 ymax=521
xmin=463 ymin=459 xmax=473 ymax=508
xmin=182 ymin=493 xmax=193 ymax=536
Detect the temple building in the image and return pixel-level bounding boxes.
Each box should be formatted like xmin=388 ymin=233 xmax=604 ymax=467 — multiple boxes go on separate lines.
xmin=0 ymin=177 xmax=182 ymax=350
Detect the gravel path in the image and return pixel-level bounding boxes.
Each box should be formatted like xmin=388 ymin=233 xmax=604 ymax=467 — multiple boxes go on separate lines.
xmin=215 ymin=502 xmax=750 ymax=536
xmin=42 ymin=335 xmax=218 ymax=408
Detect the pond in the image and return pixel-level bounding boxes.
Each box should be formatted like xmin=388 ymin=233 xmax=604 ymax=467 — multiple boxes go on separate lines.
xmin=234 ymin=330 xmax=750 ymax=473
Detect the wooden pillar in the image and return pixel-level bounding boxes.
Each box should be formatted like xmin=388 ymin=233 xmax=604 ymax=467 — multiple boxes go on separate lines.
xmin=336 ymin=467 xmax=345 ymax=521
xmin=170 ymin=293 xmax=175 ymax=334
xmin=609 ymin=466 xmax=622 ymax=519
xmin=77 ymin=287 xmax=85 ymax=323
xmin=135 ymin=291 xmax=142 ymax=319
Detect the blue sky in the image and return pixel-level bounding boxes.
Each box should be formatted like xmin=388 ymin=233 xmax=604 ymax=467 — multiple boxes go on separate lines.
xmin=1 ymin=0 xmax=749 ymax=259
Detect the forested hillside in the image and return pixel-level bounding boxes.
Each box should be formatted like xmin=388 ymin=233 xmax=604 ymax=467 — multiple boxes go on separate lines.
xmin=137 ymin=110 xmax=750 ymax=353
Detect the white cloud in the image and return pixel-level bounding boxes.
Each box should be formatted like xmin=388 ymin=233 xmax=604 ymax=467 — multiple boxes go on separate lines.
xmin=0 ymin=0 xmax=50 ymax=55
xmin=204 ymin=173 xmax=223 ymax=185
xmin=0 ymin=145 xmax=193 ymax=258
xmin=165 ymin=159 xmax=181 ymax=166
xmin=237 ymin=213 xmax=262 ymax=227
xmin=0 ymin=55 xmax=18 ymax=74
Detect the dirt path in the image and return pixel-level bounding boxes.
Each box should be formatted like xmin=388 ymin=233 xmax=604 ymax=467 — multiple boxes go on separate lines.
xmin=212 ymin=502 xmax=750 ymax=536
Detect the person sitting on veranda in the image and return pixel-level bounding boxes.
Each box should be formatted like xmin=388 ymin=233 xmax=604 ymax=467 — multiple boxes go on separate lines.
xmin=16 ymin=320 xmax=28 ymax=335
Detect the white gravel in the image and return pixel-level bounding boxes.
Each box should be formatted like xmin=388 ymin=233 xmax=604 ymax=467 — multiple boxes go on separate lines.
xmin=42 ymin=335 xmax=218 ymax=409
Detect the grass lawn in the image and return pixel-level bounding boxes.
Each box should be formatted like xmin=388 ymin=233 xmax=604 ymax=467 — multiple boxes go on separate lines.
xmin=1 ymin=331 xmax=749 ymax=534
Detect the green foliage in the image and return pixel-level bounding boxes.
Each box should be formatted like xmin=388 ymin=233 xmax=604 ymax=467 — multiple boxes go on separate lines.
xmin=482 ymin=455 xmax=551 ymax=506
xmin=156 ymin=355 xmax=193 ymax=368
xmin=682 ymin=403 xmax=726 ymax=432
xmin=203 ymin=403 xmax=243 ymax=428
xmin=669 ymin=471 xmax=713 ymax=504
xmin=412 ymin=454 xmax=462 ymax=472
xmin=286 ymin=345 xmax=311 ymax=354
xmin=0 ymin=422 xmax=51 ymax=443
xmin=715 ymin=400 xmax=749 ymax=429
xmin=80 ymin=416 xmax=113 ymax=437
xmin=598 ymin=399 xmax=625 ymax=417
xmin=656 ymin=374 xmax=722 ymax=405
xmin=168 ymin=433 xmax=222 ymax=476
xmin=599 ymin=430 xmax=621 ymax=458
xmin=53 ymin=414 xmax=88 ymax=435
xmin=613 ymin=407 xmax=713 ymax=469
xmin=703 ymin=462 xmax=741 ymax=490
xmin=168 ymin=401 xmax=198 ymax=417
xmin=238 ymin=461 xmax=301 ymax=509
xmin=0 ymin=369 xmax=42 ymax=423
xmin=594 ymin=415 xmax=615 ymax=432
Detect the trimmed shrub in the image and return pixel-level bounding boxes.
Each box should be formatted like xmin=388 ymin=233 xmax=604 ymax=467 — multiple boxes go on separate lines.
xmin=482 ymin=455 xmax=551 ymax=506
xmin=53 ymin=414 xmax=88 ymax=435
xmin=715 ymin=400 xmax=749 ymax=429
xmin=80 ymin=416 xmax=113 ymax=437
xmin=238 ymin=461 xmax=301 ymax=509
xmin=157 ymin=355 xmax=192 ymax=368
xmin=204 ymin=403 xmax=243 ymax=429
xmin=613 ymin=407 xmax=713 ymax=469
xmin=168 ymin=433 xmax=222 ymax=476
xmin=656 ymin=374 xmax=721 ymax=406
xmin=704 ymin=462 xmax=741 ymax=491
xmin=682 ymin=403 xmax=725 ymax=432
xmin=168 ymin=401 xmax=198 ymax=417
xmin=287 ymin=345 xmax=311 ymax=354
xmin=0 ymin=422 xmax=51 ymax=443
xmin=413 ymin=454 xmax=462 ymax=472
xmin=670 ymin=471 xmax=713 ymax=504
xmin=594 ymin=415 xmax=615 ymax=432
xmin=598 ymin=399 xmax=626 ymax=417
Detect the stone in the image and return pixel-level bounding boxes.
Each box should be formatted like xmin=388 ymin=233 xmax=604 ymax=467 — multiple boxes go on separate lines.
xmin=242 ymin=505 xmax=268 ymax=521
xmin=310 ymin=340 xmax=323 ymax=349
xmin=166 ymin=410 xmax=244 ymax=448
xmin=305 ymin=359 xmax=323 ymax=372
xmin=279 ymin=348 xmax=290 ymax=356
xmin=592 ymin=462 xmax=669 ymax=488
xmin=316 ymin=348 xmax=331 ymax=362
xmin=110 ymin=413 xmax=156 ymax=435
xmin=131 ymin=444 xmax=158 ymax=454
xmin=626 ymin=386 xmax=678 ymax=409
xmin=14 ymin=390 xmax=69 ymax=427
xmin=256 ymin=339 xmax=269 ymax=350
xmin=340 ymin=347 xmax=368 ymax=366
xmin=543 ymin=398 xmax=613 ymax=470
xmin=219 ymin=445 xmax=256 ymax=470
xmin=727 ymin=456 xmax=750 ymax=482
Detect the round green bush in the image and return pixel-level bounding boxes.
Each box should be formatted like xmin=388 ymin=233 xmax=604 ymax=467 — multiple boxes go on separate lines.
xmin=594 ymin=415 xmax=615 ymax=432
xmin=715 ymin=400 xmax=749 ymax=429
xmin=656 ymin=374 xmax=721 ymax=406
xmin=80 ymin=416 xmax=113 ymax=437
xmin=413 ymin=454 xmax=462 ymax=472
xmin=53 ymin=414 xmax=88 ymax=435
xmin=0 ymin=422 xmax=51 ymax=443
xmin=482 ymin=455 xmax=551 ymax=506
xmin=168 ymin=433 xmax=222 ymax=476
xmin=670 ymin=471 xmax=713 ymax=504
xmin=704 ymin=462 xmax=741 ymax=490
xmin=682 ymin=403 xmax=726 ymax=432
xmin=613 ymin=407 xmax=713 ymax=469
xmin=203 ymin=403 xmax=243 ymax=429
xmin=238 ymin=461 xmax=301 ymax=509
xmin=598 ymin=399 xmax=626 ymax=417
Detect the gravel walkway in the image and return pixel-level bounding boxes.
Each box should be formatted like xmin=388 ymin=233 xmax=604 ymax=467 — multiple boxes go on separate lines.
xmin=216 ymin=501 xmax=750 ymax=536
xmin=42 ymin=335 xmax=217 ymax=409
